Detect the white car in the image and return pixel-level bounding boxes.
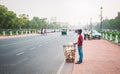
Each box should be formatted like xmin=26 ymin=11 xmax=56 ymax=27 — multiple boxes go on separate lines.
xmin=92 ymin=30 xmax=101 ymax=39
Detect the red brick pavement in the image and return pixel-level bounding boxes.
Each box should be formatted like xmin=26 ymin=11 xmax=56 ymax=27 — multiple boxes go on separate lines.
xmin=72 ymin=39 xmax=120 ymax=74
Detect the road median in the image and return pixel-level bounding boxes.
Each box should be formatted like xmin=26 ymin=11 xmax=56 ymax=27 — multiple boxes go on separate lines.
xmin=0 ymin=34 xmax=38 ymax=39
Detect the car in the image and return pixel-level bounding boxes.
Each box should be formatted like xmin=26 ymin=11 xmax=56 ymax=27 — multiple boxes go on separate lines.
xmin=92 ymin=30 xmax=101 ymax=39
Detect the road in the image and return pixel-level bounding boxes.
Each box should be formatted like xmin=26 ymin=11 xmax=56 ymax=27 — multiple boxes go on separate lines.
xmin=0 ymin=31 xmax=77 ymax=74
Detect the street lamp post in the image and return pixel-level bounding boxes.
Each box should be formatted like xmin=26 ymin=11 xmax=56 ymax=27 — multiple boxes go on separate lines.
xmin=100 ymin=6 xmax=103 ymax=32
xmin=90 ymin=18 xmax=92 ymax=30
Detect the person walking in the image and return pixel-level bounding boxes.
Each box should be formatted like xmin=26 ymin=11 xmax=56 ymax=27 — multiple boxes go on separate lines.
xmin=84 ymin=29 xmax=87 ymax=40
xmin=74 ymin=29 xmax=83 ymax=64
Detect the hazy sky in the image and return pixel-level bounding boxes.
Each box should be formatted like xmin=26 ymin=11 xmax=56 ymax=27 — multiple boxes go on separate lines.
xmin=0 ymin=0 xmax=120 ymax=25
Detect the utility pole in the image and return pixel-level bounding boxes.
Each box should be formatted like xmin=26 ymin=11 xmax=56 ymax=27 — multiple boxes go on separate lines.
xmin=100 ymin=6 xmax=103 ymax=32
xmin=90 ymin=18 xmax=92 ymax=30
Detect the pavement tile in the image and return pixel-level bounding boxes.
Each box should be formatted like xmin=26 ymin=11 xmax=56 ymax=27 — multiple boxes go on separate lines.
xmin=72 ymin=39 xmax=120 ymax=74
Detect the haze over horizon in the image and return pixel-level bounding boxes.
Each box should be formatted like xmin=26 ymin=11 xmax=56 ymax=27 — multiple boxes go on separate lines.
xmin=0 ymin=0 xmax=120 ymax=26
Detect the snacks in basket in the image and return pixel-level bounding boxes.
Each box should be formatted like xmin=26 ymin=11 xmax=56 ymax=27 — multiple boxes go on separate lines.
xmin=63 ymin=43 xmax=76 ymax=63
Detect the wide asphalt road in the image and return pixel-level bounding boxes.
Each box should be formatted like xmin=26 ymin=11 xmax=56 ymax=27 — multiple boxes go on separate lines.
xmin=0 ymin=31 xmax=77 ymax=74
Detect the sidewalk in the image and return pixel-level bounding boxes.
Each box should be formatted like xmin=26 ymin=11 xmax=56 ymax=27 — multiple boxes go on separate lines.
xmin=72 ymin=39 xmax=120 ymax=74
xmin=0 ymin=34 xmax=37 ymax=39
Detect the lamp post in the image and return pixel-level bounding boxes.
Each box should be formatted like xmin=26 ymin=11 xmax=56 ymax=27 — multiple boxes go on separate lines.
xmin=90 ymin=18 xmax=92 ymax=30
xmin=100 ymin=6 xmax=103 ymax=32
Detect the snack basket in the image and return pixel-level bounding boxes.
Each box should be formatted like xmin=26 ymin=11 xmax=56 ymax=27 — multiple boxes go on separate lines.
xmin=63 ymin=44 xmax=76 ymax=63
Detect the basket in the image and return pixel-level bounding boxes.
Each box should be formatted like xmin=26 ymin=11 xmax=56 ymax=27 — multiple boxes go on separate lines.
xmin=63 ymin=44 xmax=76 ymax=63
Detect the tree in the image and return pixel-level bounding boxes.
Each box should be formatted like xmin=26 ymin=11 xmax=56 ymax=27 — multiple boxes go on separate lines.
xmin=18 ymin=14 xmax=29 ymax=29
xmin=0 ymin=4 xmax=8 ymax=29
xmin=29 ymin=17 xmax=48 ymax=29
xmin=94 ymin=12 xmax=120 ymax=31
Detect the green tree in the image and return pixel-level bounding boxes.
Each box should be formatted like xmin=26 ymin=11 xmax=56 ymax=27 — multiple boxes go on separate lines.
xmin=29 ymin=17 xmax=48 ymax=29
xmin=18 ymin=14 xmax=29 ymax=29
xmin=0 ymin=5 xmax=8 ymax=29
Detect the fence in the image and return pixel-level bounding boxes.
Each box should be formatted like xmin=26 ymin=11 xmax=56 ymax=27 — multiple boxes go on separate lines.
xmin=0 ymin=29 xmax=38 ymax=36
xmin=102 ymin=32 xmax=120 ymax=44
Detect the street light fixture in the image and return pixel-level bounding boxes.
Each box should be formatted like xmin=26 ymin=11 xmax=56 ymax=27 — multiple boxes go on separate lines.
xmin=100 ymin=6 xmax=103 ymax=32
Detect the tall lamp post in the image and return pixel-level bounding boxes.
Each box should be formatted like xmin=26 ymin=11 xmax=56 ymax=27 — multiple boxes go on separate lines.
xmin=100 ymin=6 xmax=103 ymax=32
xmin=90 ymin=18 xmax=92 ymax=30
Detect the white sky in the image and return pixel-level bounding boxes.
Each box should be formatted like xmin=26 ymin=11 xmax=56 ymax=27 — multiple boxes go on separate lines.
xmin=0 ymin=0 xmax=120 ymax=25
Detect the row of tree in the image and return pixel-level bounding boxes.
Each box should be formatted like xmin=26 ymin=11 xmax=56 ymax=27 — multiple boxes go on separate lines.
xmin=94 ymin=12 xmax=120 ymax=31
xmin=0 ymin=4 xmax=60 ymax=30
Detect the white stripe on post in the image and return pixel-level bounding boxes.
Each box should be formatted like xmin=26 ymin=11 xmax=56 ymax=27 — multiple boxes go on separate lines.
xmin=10 ymin=31 xmax=12 ymax=36
xmin=105 ymin=33 xmax=108 ymax=40
xmin=115 ymin=35 xmax=118 ymax=44
xmin=102 ymin=33 xmax=104 ymax=38
xmin=16 ymin=31 xmax=18 ymax=35
xmin=26 ymin=31 xmax=27 ymax=34
xmin=110 ymin=34 xmax=112 ymax=41
xmin=3 ymin=31 xmax=5 ymax=36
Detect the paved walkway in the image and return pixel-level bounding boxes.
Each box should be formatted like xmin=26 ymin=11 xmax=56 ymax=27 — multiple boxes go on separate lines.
xmin=0 ymin=34 xmax=37 ymax=39
xmin=72 ymin=39 xmax=120 ymax=74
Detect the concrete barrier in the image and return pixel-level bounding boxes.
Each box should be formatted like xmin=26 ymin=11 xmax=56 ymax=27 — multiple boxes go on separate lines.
xmin=102 ymin=33 xmax=104 ymax=38
xmin=16 ymin=31 xmax=18 ymax=35
xmin=105 ymin=33 xmax=108 ymax=40
xmin=10 ymin=31 xmax=12 ymax=36
xmin=26 ymin=31 xmax=27 ymax=34
xmin=29 ymin=31 xmax=31 ymax=34
xmin=3 ymin=31 xmax=5 ymax=36
xmin=110 ymin=34 xmax=112 ymax=41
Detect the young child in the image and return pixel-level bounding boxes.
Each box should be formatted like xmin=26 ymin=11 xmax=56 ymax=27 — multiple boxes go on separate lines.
xmin=74 ymin=29 xmax=83 ymax=64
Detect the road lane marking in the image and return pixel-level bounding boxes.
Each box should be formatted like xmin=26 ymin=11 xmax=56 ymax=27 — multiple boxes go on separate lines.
xmin=16 ymin=52 xmax=24 ymax=56
xmin=56 ymin=60 xmax=65 ymax=74
xmin=30 ymin=47 xmax=36 ymax=50
xmin=0 ymin=36 xmax=58 ymax=47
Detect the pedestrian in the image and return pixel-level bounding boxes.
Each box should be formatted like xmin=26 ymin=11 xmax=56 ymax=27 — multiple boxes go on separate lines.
xmin=74 ymin=29 xmax=83 ymax=64
xmin=41 ymin=28 xmax=43 ymax=34
xmin=89 ymin=31 xmax=92 ymax=40
xmin=87 ymin=30 xmax=90 ymax=40
xmin=84 ymin=29 xmax=87 ymax=40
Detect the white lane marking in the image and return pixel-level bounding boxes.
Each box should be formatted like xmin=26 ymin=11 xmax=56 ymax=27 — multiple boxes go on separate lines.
xmin=56 ymin=61 xmax=65 ymax=74
xmin=16 ymin=52 xmax=24 ymax=56
xmin=39 ymin=45 xmax=42 ymax=47
xmin=30 ymin=47 xmax=36 ymax=50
